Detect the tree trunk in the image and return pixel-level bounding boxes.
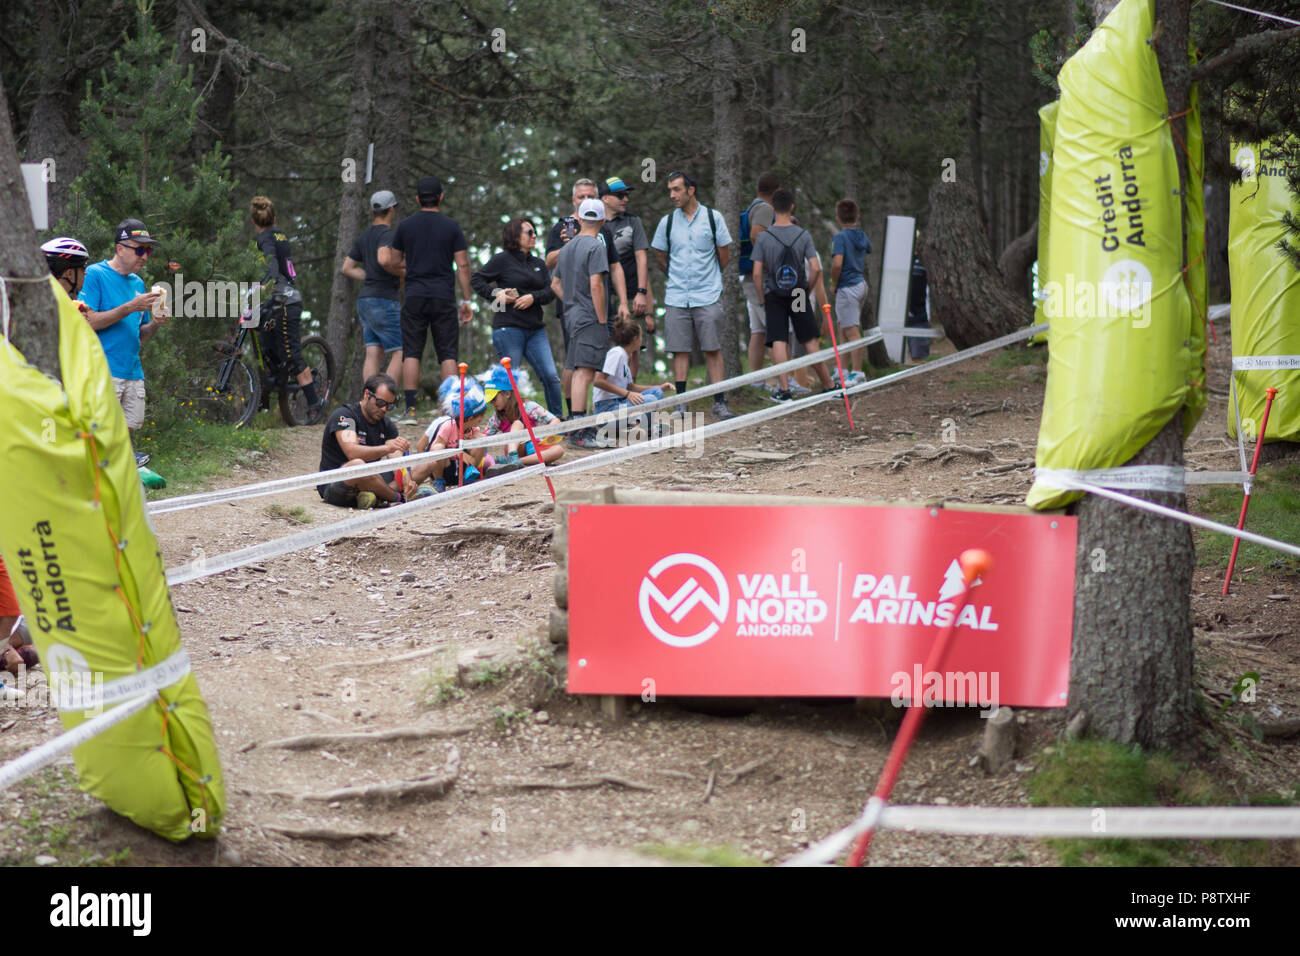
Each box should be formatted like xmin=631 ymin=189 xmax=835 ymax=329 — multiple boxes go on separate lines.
xmin=23 ymin=13 xmax=84 ymax=230
xmin=0 ymin=78 xmax=61 ymax=378
xmin=922 ymin=180 xmax=1032 ymax=349
xmin=1067 ymin=0 xmax=1197 ymax=750
xmin=325 ymin=0 xmax=377 ymax=398
xmin=998 ymin=221 xmax=1038 ymax=301
xmin=711 ymin=24 xmax=743 ymax=382
xmin=772 ymin=12 xmax=794 ymax=166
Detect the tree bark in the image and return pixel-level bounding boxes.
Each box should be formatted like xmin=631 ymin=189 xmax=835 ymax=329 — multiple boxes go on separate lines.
xmin=325 ymin=0 xmax=377 ymax=398
xmin=998 ymin=221 xmax=1038 ymax=301
xmin=23 ymin=13 xmax=84 ymax=230
xmin=772 ymin=12 xmax=794 ymax=165
xmin=1067 ymin=0 xmax=1197 ymax=750
xmin=922 ymin=180 xmax=1032 ymax=349
xmin=0 ymin=77 xmax=61 ymax=379
xmin=711 ymin=23 xmax=743 ymax=382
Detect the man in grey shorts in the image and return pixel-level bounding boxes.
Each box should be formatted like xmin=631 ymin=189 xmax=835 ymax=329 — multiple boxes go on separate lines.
xmin=551 ymin=197 xmax=612 ymax=449
xmin=650 ymin=170 xmax=736 ymax=420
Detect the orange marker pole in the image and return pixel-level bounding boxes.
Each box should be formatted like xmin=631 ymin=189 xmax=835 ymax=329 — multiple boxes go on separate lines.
xmin=1223 ymin=386 xmax=1278 ymax=595
xmin=822 ymin=303 xmax=855 ymax=431
xmin=846 ymin=548 xmax=993 ymax=867
xmin=457 ymin=362 xmax=468 ymax=485
xmin=501 ymin=357 xmax=557 ymax=502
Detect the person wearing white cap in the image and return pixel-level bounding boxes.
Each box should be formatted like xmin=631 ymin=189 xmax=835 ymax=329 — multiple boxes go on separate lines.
xmin=342 ymin=189 xmax=404 ymax=383
xmin=551 ymin=197 xmax=614 ymax=448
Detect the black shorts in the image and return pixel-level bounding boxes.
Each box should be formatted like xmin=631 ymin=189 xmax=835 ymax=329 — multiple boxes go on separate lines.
xmin=319 ymin=481 xmax=358 ymax=507
xmin=402 ymin=296 xmax=458 ymax=363
xmin=765 ymin=295 xmax=819 ymax=347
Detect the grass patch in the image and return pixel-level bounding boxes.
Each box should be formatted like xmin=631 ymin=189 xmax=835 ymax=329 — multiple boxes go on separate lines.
xmin=421 ymin=666 xmax=465 ymax=706
xmin=0 ymin=765 xmax=132 ymax=866
xmin=990 ymin=345 xmax=1049 ymax=369
xmin=138 ymin=416 xmax=282 ymax=498
xmin=636 ymin=843 xmax=766 ymax=867
xmin=1191 ymin=464 xmax=1300 ymax=573
xmin=264 ymin=503 xmax=312 ymax=524
xmin=1028 ymin=738 xmax=1296 ymax=866
xmin=491 ymin=704 xmax=527 ymax=734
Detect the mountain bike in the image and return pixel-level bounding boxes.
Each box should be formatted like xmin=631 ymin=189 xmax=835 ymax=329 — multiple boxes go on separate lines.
xmin=196 ymin=290 xmax=336 ymax=428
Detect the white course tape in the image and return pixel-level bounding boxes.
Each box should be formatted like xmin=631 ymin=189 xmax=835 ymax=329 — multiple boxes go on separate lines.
xmin=843 ymin=324 xmax=1047 ymax=399
xmin=1184 ymin=470 xmax=1252 ymax=486
xmin=1232 ymin=355 xmax=1300 ymax=371
xmin=1205 ymin=0 xmax=1300 ymax=28
xmin=549 ymin=387 xmax=837 ymax=477
xmin=1035 ymin=465 xmax=1187 ymax=493
xmin=163 ymin=320 xmax=1039 ymax=582
xmin=0 ymin=694 xmax=154 ymax=793
xmin=1207 ymin=303 xmax=1230 ymax=322
xmin=460 ymin=332 xmax=883 ymax=450
xmin=164 ymin=464 xmax=545 ymax=585
xmin=782 ymin=797 xmax=885 ymax=867
xmin=148 ymin=445 xmax=462 ymax=515
xmin=48 ymin=648 xmax=193 ymax=712
xmin=150 ymin=334 xmax=886 ymax=515
xmin=877 ymin=804 xmax=1300 ymax=838
xmin=1060 ymin=478 xmax=1300 ymax=558
xmin=782 ymin=802 xmax=1300 ymax=864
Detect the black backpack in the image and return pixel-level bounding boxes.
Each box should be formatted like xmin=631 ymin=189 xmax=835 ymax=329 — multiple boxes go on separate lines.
xmin=664 ymin=205 xmax=719 ymax=277
xmin=769 ymin=228 xmax=808 ymax=296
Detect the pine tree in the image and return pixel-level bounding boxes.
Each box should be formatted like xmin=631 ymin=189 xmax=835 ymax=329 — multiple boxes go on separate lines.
xmin=58 ymin=0 xmax=260 ymax=421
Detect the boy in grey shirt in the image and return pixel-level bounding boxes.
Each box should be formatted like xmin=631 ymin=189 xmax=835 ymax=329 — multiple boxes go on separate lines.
xmin=551 ymin=197 xmax=611 ymax=448
xmin=752 ymin=188 xmax=834 ymax=400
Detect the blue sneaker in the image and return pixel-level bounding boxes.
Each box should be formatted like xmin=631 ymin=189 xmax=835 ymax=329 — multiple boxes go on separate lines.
xmin=433 ymin=478 xmax=447 ymax=493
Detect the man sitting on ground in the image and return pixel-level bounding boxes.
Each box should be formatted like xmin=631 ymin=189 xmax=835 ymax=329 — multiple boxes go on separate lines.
xmin=317 ymin=374 xmax=410 ymax=509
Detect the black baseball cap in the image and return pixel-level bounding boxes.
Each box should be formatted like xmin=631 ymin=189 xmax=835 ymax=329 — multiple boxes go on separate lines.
xmin=115 ymin=218 xmax=158 ymax=245
xmin=416 ymin=176 xmax=443 ymax=202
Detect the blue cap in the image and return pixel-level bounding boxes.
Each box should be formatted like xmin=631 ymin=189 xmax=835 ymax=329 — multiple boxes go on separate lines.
xmin=598 ymin=177 xmax=634 ymax=196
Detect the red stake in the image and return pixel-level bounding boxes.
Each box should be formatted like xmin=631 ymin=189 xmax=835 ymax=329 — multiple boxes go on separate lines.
xmin=846 ymin=548 xmax=993 ymax=867
xmin=1223 ymin=386 xmax=1278 ymax=595
xmin=822 ymin=304 xmax=856 ymax=431
xmin=501 ymin=357 xmax=557 ymax=502
xmin=457 ymin=362 xmax=467 ymax=485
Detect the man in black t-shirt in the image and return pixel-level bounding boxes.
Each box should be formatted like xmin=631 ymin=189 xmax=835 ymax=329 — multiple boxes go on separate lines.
xmin=545 ymin=178 xmax=630 ymax=417
xmin=342 ymin=190 xmax=404 ymax=384
xmin=379 ymin=176 xmax=475 ymax=424
xmin=318 ymin=373 xmax=410 ymax=508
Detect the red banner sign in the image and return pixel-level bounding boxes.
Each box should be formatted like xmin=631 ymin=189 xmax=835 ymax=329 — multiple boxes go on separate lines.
xmin=567 ymin=505 xmax=1076 ymax=706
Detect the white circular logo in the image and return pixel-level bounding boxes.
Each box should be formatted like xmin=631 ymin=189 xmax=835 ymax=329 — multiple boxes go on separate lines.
xmin=638 ymin=553 xmax=729 ymax=648
xmin=1039 ymin=150 xmax=1050 ymax=177
xmin=1234 ymin=146 xmax=1256 ymax=182
xmin=1100 ymin=259 xmax=1154 ymax=314
xmin=43 ymin=643 xmax=91 ymax=679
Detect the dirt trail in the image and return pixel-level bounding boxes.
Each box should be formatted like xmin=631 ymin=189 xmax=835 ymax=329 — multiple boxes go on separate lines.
xmin=3 ymin=332 xmax=1298 ymax=867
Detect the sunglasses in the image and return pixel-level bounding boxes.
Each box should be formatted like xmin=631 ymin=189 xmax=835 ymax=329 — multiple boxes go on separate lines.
xmin=369 ymin=392 xmax=396 ymax=410
xmin=521 ymin=227 xmax=536 ymax=236
xmin=121 ymin=244 xmax=153 ymax=258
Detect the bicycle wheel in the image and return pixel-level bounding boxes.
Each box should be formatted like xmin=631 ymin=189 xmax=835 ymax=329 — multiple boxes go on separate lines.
xmin=195 ymin=354 xmax=260 ymax=428
xmin=279 ymin=334 xmax=337 ymax=426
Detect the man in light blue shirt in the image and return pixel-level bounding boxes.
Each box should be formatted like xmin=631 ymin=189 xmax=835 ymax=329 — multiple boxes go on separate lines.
xmin=651 ymin=171 xmax=736 ymax=420
xmin=80 ymin=219 xmax=168 ymax=466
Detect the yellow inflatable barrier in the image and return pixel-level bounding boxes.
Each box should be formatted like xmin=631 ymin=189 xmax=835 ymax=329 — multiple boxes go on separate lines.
xmin=1028 ymin=0 xmax=1203 ymax=509
xmin=1031 ymin=100 xmax=1058 ymax=344
xmin=1228 ymin=140 xmax=1300 ymax=444
xmin=0 ymin=279 xmax=223 ymax=841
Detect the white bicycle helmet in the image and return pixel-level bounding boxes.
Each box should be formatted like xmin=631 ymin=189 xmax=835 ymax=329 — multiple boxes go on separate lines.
xmin=41 ymin=236 xmax=89 ymax=265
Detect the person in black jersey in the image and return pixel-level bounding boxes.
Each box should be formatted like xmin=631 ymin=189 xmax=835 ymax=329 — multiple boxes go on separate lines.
xmin=317 ymin=374 xmax=410 ymax=508
xmin=250 ymin=195 xmax=323 ymax=420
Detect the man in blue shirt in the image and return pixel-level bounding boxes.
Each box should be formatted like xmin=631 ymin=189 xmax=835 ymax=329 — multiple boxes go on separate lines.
xmin=80 ymin=219 xmax=168 ymax=466
xmin=650 ymin=171 xmax=736 ymax=420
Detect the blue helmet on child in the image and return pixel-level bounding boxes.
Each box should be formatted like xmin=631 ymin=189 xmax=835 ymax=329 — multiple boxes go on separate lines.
xmin=440 ymin=376 xmax=489 ymax=419
xmin=481 ymin=364 xmax=513 ymax=401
